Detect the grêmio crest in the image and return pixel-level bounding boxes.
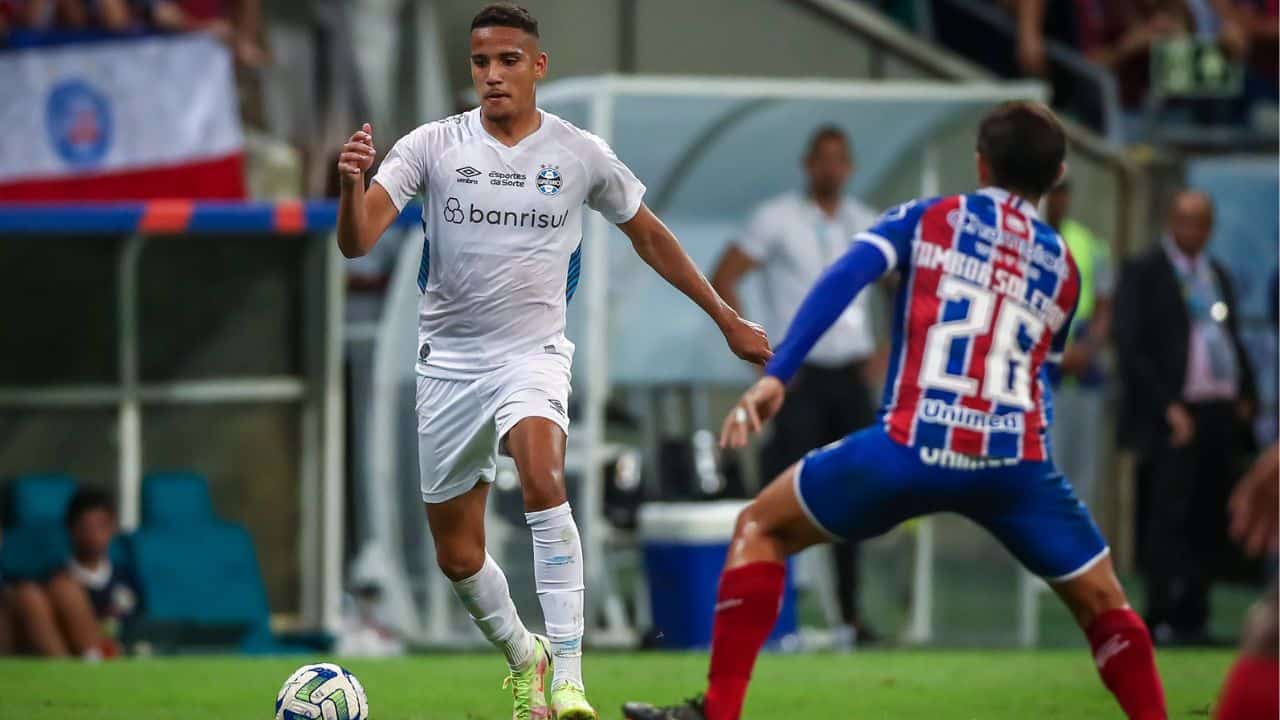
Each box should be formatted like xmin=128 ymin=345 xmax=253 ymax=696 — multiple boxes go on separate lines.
xmin=535 ymin=164 xmax=563 ymax=196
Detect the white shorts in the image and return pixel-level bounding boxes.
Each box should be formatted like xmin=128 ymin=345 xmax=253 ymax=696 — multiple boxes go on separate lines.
xmin=415 ymin=351 xmax=571 ymax=504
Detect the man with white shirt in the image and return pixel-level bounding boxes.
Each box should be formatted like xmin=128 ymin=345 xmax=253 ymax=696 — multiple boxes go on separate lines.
xmin=1114 ymin=189 xmax=1257 ymax=645
xmin=334 ymin=4 xmax=770 ymax=718
xmin=710 ymin=126 xmax=881 ymax=644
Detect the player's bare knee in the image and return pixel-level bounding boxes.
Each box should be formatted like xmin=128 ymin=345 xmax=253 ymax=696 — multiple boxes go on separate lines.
xmin=733 ymin=503 xmax=779 ymax=543
xmin=1061 ymin=572 xmax=1127 ymax=626
xmin=436 ymin=546 xmax=485 ymax=582
xmin=1240 ymin=595 xmax=1279 ymax=656
xmin=519 ymin=466 xmax=567 ymax=511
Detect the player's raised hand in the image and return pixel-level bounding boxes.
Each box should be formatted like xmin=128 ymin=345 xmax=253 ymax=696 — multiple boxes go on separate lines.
xmin=337 ymin=123 xmax=376 ymax=184
xmin=720 ymin=376 xmax=786 ymax=449
xmin=721 ymin=314 xmax=772 ymax=366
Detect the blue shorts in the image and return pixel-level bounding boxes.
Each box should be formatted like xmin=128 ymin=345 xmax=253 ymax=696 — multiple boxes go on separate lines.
xmin=796 ymin=426 xmax=1109 ymax=582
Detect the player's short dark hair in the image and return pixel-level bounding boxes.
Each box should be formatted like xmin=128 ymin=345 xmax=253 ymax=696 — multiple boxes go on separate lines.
xmin=976 ymin=101 xmax=1066 ymax=196
xmin=471 ymin=3 xmax=539 ymax=38
xmin=65 ymin=487 xmax=115 ymax=528
xmin=806 ymin=125 xmax=851 ymax=159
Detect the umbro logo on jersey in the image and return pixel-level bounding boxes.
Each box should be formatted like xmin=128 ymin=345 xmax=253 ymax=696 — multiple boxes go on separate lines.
xmin=548 ymin=398 xmax=566 ymax=417
xmin=456 ymin=166 xmax=482 ymax=185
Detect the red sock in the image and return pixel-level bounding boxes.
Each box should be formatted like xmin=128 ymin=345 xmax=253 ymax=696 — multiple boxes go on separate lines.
xmin=1087 ymin=608 xmax=1168 ymax=720
xmin=1215 ymin=655 xmax=1279 ymax=720
xmin=703 ymin=562 xmax=786 ymax=720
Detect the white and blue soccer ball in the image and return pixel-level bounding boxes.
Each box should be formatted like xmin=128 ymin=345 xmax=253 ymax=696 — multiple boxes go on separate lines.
xmin=275 ymin=663 xmax=369 ymax=720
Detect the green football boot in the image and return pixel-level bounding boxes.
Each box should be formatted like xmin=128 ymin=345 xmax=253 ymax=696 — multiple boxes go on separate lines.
xmin=502 ymin=635 xmax=553 ymax=720
xmin=550 ymin=680 xmax=599 ymax=719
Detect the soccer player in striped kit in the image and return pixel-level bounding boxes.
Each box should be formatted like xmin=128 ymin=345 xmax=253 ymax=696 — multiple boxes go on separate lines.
xmin=624 ymin=102 xmax=1167 ymax=720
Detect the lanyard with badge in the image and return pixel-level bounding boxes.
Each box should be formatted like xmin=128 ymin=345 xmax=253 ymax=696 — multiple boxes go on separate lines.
xmin=1170 ymin=257 xmax=1236 ymax=381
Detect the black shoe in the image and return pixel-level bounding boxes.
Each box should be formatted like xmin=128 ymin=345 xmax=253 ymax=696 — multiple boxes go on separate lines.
xmin=622 ymin=695 xmax=708 ymax=719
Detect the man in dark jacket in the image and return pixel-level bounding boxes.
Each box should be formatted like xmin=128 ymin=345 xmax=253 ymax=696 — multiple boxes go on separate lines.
xmin=1113 ymin=189 xmax=1257 ymax=645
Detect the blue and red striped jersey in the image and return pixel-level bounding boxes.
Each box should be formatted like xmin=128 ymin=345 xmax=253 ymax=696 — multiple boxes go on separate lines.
xmin=857 ymin=187 xmax=1080 ymax=461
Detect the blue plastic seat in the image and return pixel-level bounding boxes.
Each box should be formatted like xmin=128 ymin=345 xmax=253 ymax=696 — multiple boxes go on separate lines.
xmin=8 ymin=474 xmax=79 ymax=526
xmin=130 ymin=471 xmax=281 ymax=653
xmin=0 ymin=474 xmax=78 ymax=581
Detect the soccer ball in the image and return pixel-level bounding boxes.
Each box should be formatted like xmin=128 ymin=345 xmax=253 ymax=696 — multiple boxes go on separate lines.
xmin=275 ymin=663 xmax=369 ymax=720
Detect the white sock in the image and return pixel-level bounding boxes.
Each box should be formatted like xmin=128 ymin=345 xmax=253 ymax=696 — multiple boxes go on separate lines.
xmin=525 ymin=502 xmax=585 ymax=690
xmin=451 ymin=553 xmax=535 ymax=670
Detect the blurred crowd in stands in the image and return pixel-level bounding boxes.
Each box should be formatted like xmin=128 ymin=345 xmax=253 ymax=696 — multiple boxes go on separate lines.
xmin=930 ymin=0 xmax=1279 ymax=142
xmin=0 ymin=0 xmax=266 ymax=67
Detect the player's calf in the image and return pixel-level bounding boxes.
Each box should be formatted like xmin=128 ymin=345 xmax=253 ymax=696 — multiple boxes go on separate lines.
xmin=506 ymin=417 xmax=590 ymax=703
xmin=525 ymin=503 xmax=587 ymax=692
xmin=1054 ymin=555 xmax=1167 ymax=720
xmin=1215 ymin=587 xmax=1278 ymax=720
xmin=702 ymin=465 xmax=831 ymax=720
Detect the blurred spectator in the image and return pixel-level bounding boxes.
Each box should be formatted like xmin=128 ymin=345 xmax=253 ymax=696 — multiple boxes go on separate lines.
xmin=4 ymin=488 xmax=140 ymax=658
xmin=146 ymin=0 xmax=266 ymax=67
xmin=1044 ymin=177 xmax=1113 ymax=509
xmin=63 ymin=489 xmax=141 ymax=646
xmin=1007 ymin=0 xmax=1081 ymax=78
xmin=1 ymin=0 xmax=269 ymax=70
xmin=2 ymin=0 xmax=132 ymax=30
xmin=0 ymin=1 xmax=14 ymax=35
xmin=5 ymin=575 xmax=66 ymax=656
xmin=933 ymin=1 xmax=1103 ymax=131
xmin=1113 ymin=189 xmax=1258 ymax=645
xmin=932 ymin=1 xmax=1073 ymax=83
xmin=1077 ymin=0 xmax=1194 ymax=110
xmin=1212 ymin=0 xmax=1280 ymax=104
xmin=710 ymin=126 xmax=882 ymax=646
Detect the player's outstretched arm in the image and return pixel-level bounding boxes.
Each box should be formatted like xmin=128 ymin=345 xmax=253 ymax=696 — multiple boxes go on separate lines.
xmin=336 ymin=123 xmax=400 ymax=259
xmin=719 ymin=241 xmax=889 ymax=449
xmin=618 ymin=203 xmax=772 ymax=365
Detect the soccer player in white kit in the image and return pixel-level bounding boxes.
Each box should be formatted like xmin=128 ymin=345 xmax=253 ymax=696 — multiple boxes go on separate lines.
xmin=335 ymin=4 xmax=771 ymax=719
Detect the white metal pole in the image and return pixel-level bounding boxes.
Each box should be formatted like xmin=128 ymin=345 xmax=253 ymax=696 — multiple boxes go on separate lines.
xmin=1018 ymin=571 xmax=1043 ymax=647
xmin=413 ymin=0 xmax=451 ymax=123
xmin=580 ymin=85 xmax=626 ymax=644
xmin=117 ymin=235 xmax=145 ymax=530
xmin=321 ymin=239 xmax=347 ymax=633
xmin=906 ymin=518 xmax=935 ymax=643
xmin=368 ymin=230 xmax=427 ymax=642
xmin=906 ymin=143 xmax=941 ymax=644
xmin=300 ymin=333 xmax=321 ymax=626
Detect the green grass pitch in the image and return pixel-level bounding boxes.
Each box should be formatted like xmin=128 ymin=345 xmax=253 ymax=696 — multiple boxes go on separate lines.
xmin=2 ymin=648 xmax=1233 ymax=718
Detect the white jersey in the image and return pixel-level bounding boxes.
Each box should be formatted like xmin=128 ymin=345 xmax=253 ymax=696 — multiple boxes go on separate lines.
xmin=373 ymin=108 xmax=646 ymax=378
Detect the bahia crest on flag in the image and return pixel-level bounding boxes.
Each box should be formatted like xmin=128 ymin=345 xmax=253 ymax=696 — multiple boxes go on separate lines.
xmin=0 ymin=34 xmax=246 ymax=201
